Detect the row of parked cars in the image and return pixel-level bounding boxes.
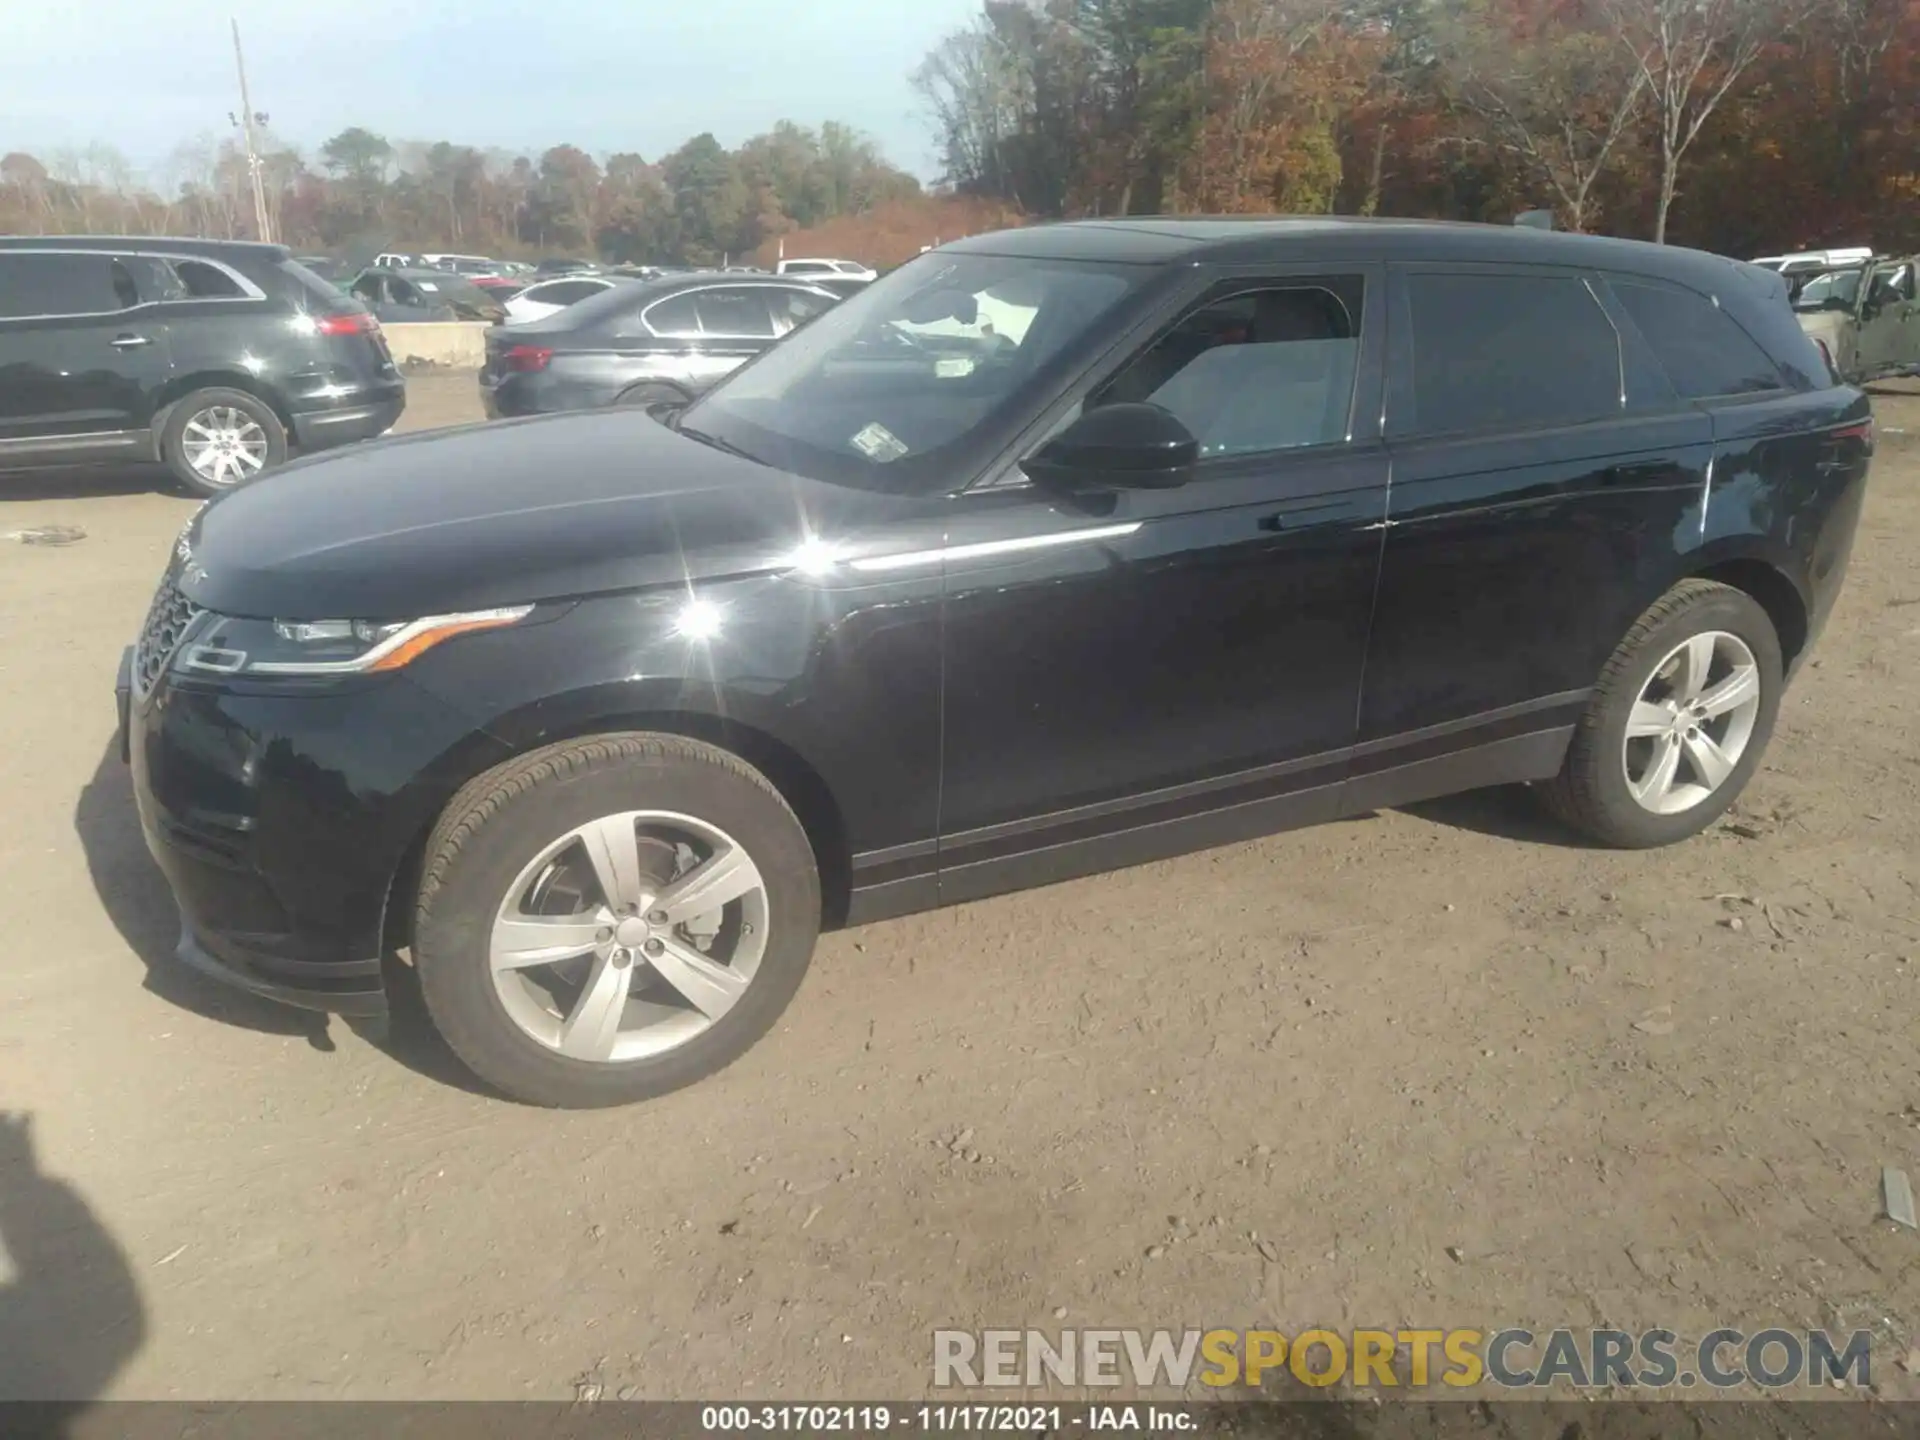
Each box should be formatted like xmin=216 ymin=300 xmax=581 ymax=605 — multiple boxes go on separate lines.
xmin=0 ymin=237 xmax=884 ymax=494
xmin=4 ymin=222 xmax=1875 ymax=1109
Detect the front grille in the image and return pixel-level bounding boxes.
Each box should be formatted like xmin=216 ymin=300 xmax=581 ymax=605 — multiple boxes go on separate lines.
xmin=133 ymin=576 xmax=204 ymax=697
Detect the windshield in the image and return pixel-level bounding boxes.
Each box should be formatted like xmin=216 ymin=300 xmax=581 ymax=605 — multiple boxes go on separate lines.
xmin=1793 ymin=268 xmax=1864 ymax=311
xmin=681 ymin=251 xmax=1148 ymax=491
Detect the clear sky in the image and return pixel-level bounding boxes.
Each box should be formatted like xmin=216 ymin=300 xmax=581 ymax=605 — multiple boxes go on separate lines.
xmin=0 ymin=0 xmax=982 ymax=183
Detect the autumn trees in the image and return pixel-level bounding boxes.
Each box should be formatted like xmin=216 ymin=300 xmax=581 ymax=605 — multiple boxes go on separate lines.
xmin=0 ymin=121 xmax=921 ymax=267
xmin=919 ymin=0 xmax=1920 ymax=253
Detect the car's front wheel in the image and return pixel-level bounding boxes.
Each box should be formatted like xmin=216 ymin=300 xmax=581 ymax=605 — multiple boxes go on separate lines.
xmin=160 ymin=387 xmax=288 ymax=496
xmin=412 ymin=734 xmax=822 ymax=1108
xmin=1538 ymin=579 xmax=1783 ymax=848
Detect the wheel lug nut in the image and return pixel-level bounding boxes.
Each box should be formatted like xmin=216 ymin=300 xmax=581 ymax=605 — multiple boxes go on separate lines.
xmin=611 ymin=948 xmax=631 ymax=969
xmin=642 ymin=938 xmax=665 ymax=958
xmin=597 ymin=928 xmax=612 ymax=942
xmin=647 ymin=909 xmax=669 ymax=925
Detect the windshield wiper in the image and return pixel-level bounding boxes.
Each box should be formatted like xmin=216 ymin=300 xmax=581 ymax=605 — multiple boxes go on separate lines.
xmin=674 ymin=420 xmax=765 ymax=467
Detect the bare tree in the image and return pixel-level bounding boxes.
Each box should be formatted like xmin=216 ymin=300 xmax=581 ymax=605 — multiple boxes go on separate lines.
xmin=1604 ymin=0 xmax=1799 ymax=242
xmin=1439 ymin=0 xmax=1648 ymax=233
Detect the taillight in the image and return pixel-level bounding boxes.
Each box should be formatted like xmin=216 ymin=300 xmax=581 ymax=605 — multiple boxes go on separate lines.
xmin=503 ymin=344 xmax=552 ymax=373
xmin=1832 ymin=418 xmax=1875 ymax=454
xmin=316 ymin=311 xmax=379 ymax=337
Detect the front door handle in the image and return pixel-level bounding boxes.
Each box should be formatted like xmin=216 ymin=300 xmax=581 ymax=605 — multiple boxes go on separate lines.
xmin=110 ymin=334 xmax=154 ymax=349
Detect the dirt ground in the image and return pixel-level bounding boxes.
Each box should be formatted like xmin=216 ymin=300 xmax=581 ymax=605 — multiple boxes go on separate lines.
xmin=0 ymin=372 xmax=1915 ymax=1404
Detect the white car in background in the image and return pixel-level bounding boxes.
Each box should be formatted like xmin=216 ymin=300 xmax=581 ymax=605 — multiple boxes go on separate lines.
xmin=776 ymin=257 xmax=879 ymax=283
xmin=504 ymin=274 xmax=630 ymax=324
xmin=1751 ymin=247 xmax=1874 ymax=279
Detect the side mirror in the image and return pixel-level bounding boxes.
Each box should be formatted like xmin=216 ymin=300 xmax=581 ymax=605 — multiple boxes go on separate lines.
xmin=1019 ymin=403 xmax=1199 ymax=490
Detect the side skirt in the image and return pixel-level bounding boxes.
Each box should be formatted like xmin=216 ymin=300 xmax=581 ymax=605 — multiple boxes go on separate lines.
xmin=842 ymin=692 xmax=1586 ymax=925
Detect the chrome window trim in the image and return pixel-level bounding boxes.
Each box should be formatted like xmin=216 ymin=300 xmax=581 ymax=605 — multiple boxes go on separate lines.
xmin=0 ymin=246 xmax=264 ymax=321
xmin=640 ymin=281 xmax=840 ymax=341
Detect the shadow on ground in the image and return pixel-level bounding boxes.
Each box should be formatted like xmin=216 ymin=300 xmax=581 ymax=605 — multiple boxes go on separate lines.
xmin=0 ymin=1112 xmax=145 ymax=1426
xmin=72 ymin=738 xmax=495 ymax=1098
xmin=1397 ymin=783 xmax=1602 ymax=850
xmin=0 ymin=462 xmax=187 ymax=504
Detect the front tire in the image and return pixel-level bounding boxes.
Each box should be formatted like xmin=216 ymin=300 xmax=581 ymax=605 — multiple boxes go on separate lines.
xmin=1538 ymin=580 xmax=1783 ymax=848
xmin=413 ymin=734 xmax=821 ymax=1108
xmin=160 ymin=387 xmax=288 ymax=496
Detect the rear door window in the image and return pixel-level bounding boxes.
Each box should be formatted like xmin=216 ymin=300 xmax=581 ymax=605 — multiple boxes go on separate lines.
xmin=0 ymin=252 xmax=134 ymax=318
xmin=1395 ymin=271 xmax=1622 ymax=437
xmin=694 ymin=288 xmax=775 ymax=338
xmin=1610 ymin=280 xmax=1783 ymax=399
xmin=768 ymin=286 xmax=838 ymax=334
xmin=644 ymin=293 xmax=703 ymax=336
xmin=538 ymin=280 xmax=604 ymax=306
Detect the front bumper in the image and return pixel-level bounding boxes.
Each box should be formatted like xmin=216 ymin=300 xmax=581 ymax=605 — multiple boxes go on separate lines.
xmin=118 ymin=646 xmax=509 ymax=1017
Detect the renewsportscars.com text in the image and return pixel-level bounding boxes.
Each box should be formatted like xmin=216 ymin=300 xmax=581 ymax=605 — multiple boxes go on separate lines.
xmin=932 ymin=1327 xmax=1875 ymax=1391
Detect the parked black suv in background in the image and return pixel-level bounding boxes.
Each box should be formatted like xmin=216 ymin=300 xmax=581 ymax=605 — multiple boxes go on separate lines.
xmin=122 ymin=219 xmax=1872 ymax=1108
xmin=0 ymin=238 xmax=404 ymax=495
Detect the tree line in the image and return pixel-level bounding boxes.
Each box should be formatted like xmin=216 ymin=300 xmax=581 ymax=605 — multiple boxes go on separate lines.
xmin=0 ymin=121 xmax=923 ymax=266
xmin=914 ymin=0 xmax=1920 ymax=256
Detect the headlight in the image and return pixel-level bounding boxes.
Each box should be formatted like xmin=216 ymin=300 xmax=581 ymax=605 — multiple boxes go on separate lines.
xmin=176 ymin=606 xmax=533 ymax=677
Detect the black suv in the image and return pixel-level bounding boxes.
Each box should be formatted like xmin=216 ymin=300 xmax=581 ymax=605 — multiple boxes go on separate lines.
xmin=121 ymin=219 xmax=1872 ymax=1108
xmin=0 ymin=238 xmax=404 ymax=495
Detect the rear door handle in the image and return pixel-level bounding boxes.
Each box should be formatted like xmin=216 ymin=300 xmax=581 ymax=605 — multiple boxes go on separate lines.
xmin=110 ymin=334 xmax=154 ymax=349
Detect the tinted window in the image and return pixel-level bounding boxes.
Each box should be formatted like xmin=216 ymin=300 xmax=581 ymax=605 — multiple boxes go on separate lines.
xmin=0 ymin=252 xmax=133 ymax=318
xmin=174 ymin=259 xmax=247 ymax=299
xmin=1401 ymin=272 xmax=1620 ymax=435
xmin=538 ymin=280 xmax=603 ymax=305
xmin=695 ymin=288 xmax=775 ymax=337
xmin=645 ymin=293 xmax=703 ymax=336
xmin=784 ymin=262 xmax=832 ymax=275
xmin=1612 ymin=281 xmax=1781 ymax=398
xmin=1094 ymin=282 xmax=1362 ymax=456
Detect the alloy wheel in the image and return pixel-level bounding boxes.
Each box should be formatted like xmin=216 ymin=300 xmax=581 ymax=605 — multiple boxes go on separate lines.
xmin=1621 ymin=630 xmax=1763 ymax=815
xmin=180 ymin=406 xmax=270 ymax=487
xmin=487 ymin=810 xmax=769 ymax=1063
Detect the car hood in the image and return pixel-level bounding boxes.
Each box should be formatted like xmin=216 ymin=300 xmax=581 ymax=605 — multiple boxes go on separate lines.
xmin=180 ymin=410 xmax=870 ymax=619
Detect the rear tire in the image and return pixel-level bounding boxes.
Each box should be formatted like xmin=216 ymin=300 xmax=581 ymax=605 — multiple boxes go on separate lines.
xmin=160 ymin=387 xmax=288 ymax=497
xmin=413 ymin=734 xmax=821 ymax=1108
xmin=1538 ymin=580 xmax=1782 ymax=848
xmin=613 ymin=382 xmax=690 ymax=409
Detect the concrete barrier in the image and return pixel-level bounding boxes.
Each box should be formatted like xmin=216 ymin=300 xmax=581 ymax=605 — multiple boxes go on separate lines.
xmin=382 ymin=321 xmax=491 ymax=369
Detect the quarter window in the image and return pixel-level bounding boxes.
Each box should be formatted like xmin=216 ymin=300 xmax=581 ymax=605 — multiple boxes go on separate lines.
xmin=1611 ymin=280 xmax=1782 ymax=399
xmin=0 ymin=252 xmax=135 ymax=318
xmin=173 ymin=259 xmax=247 ymax=299
xmin=1093 ymin=280 xmax=1364 ymax=457
xmin=1399 ymin=272 xmax=1621 ymax=436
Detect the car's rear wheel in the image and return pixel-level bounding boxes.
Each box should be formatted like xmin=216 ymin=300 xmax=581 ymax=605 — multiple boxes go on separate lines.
xmin=1538 ymin=579 xmax=1782 ymax=848
xmin=161 ymin=387 xmax=288 ymax=496
xmin=614 ymin=382 xmax=690 ymax=409
xmin=412 ymin=734 xmax=821 ymax=1108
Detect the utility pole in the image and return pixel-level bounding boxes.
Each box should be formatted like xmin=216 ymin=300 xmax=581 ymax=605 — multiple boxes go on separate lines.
xmin=230 ymin=18 xmax=273 ymax=243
